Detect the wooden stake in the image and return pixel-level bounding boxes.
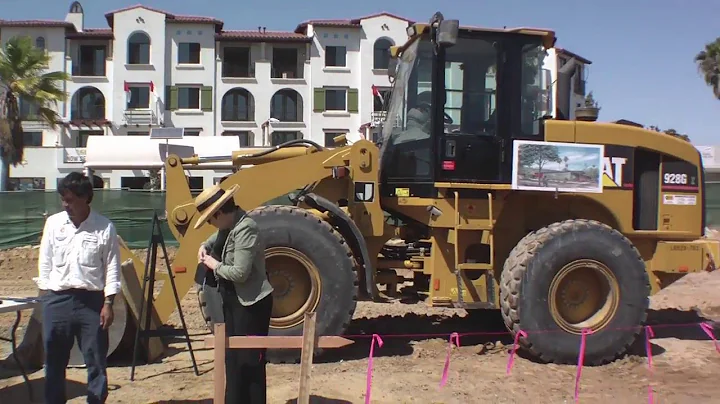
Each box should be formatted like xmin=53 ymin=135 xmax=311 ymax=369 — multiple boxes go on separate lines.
xmin=297 ymin=312 xmax=317 ymax=404
xmin=214 ymin=323 xmax=226 ymax=404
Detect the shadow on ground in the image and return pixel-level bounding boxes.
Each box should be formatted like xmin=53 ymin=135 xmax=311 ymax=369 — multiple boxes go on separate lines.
xmin=285 ymin=395 xmax=353 ymax=404
xmin=312 ymin=307 xmax=718 ymax=365
xmin=0 ymin=377 xmax=86 ymax=404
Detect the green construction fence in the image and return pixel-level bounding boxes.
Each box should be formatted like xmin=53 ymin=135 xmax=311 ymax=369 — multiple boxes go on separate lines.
xmin=0 ymin=189 xmax=294 ymax=250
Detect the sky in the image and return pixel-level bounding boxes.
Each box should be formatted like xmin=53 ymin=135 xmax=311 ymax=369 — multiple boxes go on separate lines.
xmin=2 ymin=0 xmax=719 ymax=145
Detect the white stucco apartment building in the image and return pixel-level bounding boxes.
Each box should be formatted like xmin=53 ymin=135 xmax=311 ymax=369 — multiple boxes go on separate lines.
xmin=1 ymin=2 xmax=592 ymax=190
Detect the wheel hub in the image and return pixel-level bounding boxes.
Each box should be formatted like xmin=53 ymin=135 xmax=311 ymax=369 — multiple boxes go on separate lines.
xmin=266 ymin=247 xmax=322 ymax=329
xmin=549 ymin=259 xmax=620 ymax=334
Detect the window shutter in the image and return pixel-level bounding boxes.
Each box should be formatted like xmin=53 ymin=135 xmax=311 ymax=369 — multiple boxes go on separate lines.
xmin=347 ymin=88 xmax=359 ymax=113
xmin=168 ymin=86 xmax=178 ymax=110
xmin=313 ymin=88 xmax=325 ymax=112
xmin=201 ymin=86 xmax=213 ymax=111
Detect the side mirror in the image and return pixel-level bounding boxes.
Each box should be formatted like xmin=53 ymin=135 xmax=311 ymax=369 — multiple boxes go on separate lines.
xmin=437 ymin=19 xmax=459 ymax=47
xmin=387 ymin=57 xmax=398 ymax=80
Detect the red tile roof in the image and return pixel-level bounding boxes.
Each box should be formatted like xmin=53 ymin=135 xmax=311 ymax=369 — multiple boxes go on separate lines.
xmin=66 ymin=28 xmax=114 ymax=39
xmin=0 ymin=19 xmax=74 ymax=29
xmin=217 ymin=30 xmax=311 ymax=43
xmin=294 ymin=11 xmax=414 ymax=34
xmin=104 ymin=4 xmax=223 ymax=32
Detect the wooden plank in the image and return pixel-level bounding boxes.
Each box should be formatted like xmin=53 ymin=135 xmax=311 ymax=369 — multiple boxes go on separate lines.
xmin=297 ymin=312 xmax=317 ymax=404
xmin=214 ymin=323 xmax=226 ymax=404
xmin=204 ymin=335 xmax=354 ymax=349
xmin=120 ymin=259 xmax=165 ymax=362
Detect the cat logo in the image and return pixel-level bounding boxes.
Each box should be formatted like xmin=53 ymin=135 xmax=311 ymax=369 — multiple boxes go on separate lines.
xmin=354 ymin=182 xmax=375 ymax=202
xmin=602 ymin=156 xmax=626 ymax=188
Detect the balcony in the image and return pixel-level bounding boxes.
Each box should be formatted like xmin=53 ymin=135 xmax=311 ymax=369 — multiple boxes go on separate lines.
xmin=124 ymin=110 xmax=158 ymax=126
xmin=72 ymin=45 xmax=107 ymax=78
xmin=271 ymin=47 xmax=304 ymax=81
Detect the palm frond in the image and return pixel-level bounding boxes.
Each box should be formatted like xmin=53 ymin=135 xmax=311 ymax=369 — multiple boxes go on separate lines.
xmin=0 ymin=35 xmax=69 ymax=167
xmin=694 ymin=37 xmax=720 ymax=99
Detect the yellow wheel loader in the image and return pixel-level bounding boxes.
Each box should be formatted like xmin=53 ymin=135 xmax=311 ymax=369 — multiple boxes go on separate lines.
xmin=119 ymin=12 xmax=718 ymax=366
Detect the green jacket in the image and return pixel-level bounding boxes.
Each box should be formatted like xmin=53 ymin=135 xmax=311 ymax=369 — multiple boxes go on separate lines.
xmin=203 ymin=210 xmax=273 ymax=306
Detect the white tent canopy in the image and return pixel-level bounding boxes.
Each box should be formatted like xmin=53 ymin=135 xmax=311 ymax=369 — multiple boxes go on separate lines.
xmin=84 ymin=135 xmax=240 ymax=170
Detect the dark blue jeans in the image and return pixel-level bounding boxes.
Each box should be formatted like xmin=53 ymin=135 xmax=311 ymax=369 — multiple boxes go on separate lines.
xmin=42 ymin=289 xmax=109 ymax=404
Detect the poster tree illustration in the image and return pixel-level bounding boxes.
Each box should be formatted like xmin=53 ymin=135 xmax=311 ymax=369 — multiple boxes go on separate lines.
xmin=512 ymin=140 xmax=604 ymax=193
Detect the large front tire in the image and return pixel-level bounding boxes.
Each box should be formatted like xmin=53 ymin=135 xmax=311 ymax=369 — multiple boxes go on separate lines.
xmin=197 ymin=205 xmax=359 ymax=364
xmin=500 ymin=219 xmax=650 ymax=365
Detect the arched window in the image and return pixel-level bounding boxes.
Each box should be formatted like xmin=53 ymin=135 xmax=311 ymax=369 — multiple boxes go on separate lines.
xmin=71 ymin=87 xmax=105 ymax=120
xmin=373 ymin=38 xmax=393 ymax=70
xmin=221 ymin=88 xmax=254 ymax=121
xmin=270 ymin=89 xmax=303 ymax=122
xmin=69 ymin=1 xmax=83 ymax=13
xmin=128 ymin=32 xmax=150 ymax=64
xmin=35 ymin=37 xmax=45 ymax=51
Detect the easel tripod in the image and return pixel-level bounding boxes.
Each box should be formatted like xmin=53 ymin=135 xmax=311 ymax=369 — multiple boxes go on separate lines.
xmin=130 ymin=212 xmax=199 ymax=380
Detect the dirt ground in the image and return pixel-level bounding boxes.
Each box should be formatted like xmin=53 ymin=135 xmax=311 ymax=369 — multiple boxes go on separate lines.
xmin=2 ymin=245 xmax=720 ymax=404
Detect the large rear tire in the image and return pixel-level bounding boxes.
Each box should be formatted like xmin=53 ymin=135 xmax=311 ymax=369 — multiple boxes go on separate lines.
xmin=197 ymin=205 xmax=358 ymax=363
xmin=500 ymin=219 xmax=650 ymax=365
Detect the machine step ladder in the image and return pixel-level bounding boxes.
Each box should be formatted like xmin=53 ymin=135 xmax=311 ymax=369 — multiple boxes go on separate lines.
xmin=452 ymin=191 xmax=496 ymax=309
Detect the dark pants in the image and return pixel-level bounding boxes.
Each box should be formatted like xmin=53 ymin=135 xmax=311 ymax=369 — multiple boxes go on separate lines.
xmin=42 ymin=289 xmax=109 ymax=404
xmin=222 ymin=292 xmax=273 ymax=404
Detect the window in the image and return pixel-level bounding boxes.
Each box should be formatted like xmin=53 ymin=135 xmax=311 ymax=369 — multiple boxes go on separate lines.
xmin=9 ymin=177 xmax=45 ymax=191
xmin=128 ymin=32 xmax=150 ymax=64
xmin=223 ymin=47 xmax=251 ymax=77
xmin=325 ymin=89 xmax=346 ymax=111
xmin=18 ymin=96 xmax=39 ymax=120
xmin=177 ymin=87 xmax=200 ymax=109
xmin=222 ymin=89 xmax=253 ymax=121
xmin=573 ymin=65 xmax=585 ymax=95
xmin=325 ymin=46 xmax=346 ymax=67
xmin=271 ymin=131 xmax=300 ymax=146
xmin=72 ymin=87 xmax=105 ymax=119
xmin=75 ymin=45 xmax=106 ymax=76
xmin=127 ymin=131 xmax=149 ymax=136
xmin=373 ymin=88 xmax=391 ymax=112
xmin=520 ymin=44 xmax=545 ymax=136
xmin=373 ymin=39 xmax=392 ymax=69
xmin=178 ymin=43 xmax=201 ymax=64
xmin=127 ymin=86 xmax=150 ymax=109
xmin=271 ymin=89 xmax=302 ymax=122
xmin=445 ymin=62 xmax=463 ymax=125
xmin=23 ymin=132 xmax=42 ymax=147
xmin=35 ymin=37 xmax=45 ymax=50
xmin=272 ymin=48 xmax=299 ymax=78
xmin=77 ymin=130 xmax=102 ymax=147
xmin=184 ymin=130 xmax=201 ymax=136
xmin=222 ymin=131 xmax=252 ymax=147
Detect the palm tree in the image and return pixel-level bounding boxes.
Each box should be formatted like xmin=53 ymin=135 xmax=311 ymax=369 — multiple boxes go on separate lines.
xmin=694 ymin=37 xmax=720 ymax=99
xmin=0 ymin=35 xmax=70 ymax=190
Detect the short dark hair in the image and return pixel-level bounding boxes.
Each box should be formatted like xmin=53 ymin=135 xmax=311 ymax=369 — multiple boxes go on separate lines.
xmin=57 ymin=172 xmax=94 ymax=204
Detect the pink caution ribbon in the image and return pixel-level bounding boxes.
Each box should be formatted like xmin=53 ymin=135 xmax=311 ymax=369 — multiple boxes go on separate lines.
xmin=574 ymin=328 xmax=594 ymax=403
xmin=439 ymin=332 xmax=461 ymax=387
xmin=700 ymin=322 xmax=720 ymax=354
xmin=365 ymin=334 xmax=384 ymax=404
xmin=506 ymin=329 xmax=528 ymax=375
xmin=645 ymin=326 xmax=655 ymax=404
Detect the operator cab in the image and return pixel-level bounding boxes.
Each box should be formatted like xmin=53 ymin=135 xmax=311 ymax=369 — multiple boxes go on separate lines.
xmin=378 ymin=17 xmax=554 ymax=198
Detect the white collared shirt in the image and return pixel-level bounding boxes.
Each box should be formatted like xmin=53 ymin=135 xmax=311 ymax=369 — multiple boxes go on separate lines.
xmin=35 ymin=210 xmax=121 ymax=297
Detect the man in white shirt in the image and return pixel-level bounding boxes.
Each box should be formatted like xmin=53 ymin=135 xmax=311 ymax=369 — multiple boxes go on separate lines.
xmin=35 ymin=172 xmax=121 ymax=404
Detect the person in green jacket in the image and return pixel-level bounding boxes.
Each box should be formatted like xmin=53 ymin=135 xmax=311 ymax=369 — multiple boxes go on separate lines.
xmin=194 ymin=183 xmax=274 ymax=404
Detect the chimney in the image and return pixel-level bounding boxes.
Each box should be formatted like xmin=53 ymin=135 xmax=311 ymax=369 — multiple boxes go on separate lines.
xmin=263 ymin=27 xmax=266 ymax=33
xmin=258 ymin=26 xmax=261 ymax=33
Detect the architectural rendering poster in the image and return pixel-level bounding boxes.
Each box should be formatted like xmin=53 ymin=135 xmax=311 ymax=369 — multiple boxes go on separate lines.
xmin=511 ymin=140 xmax=604 ymax=193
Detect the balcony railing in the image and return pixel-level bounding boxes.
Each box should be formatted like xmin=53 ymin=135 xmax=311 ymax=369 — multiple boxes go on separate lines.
xmin=72 ymin=64 xmax=106 ymax=77
xmin=221 ymin=64 xmax=255 ymax=79
xmin=124 ymin=109 xmax=158 ymax=126
xmin=271 ymin=67 xmax=302 ymax=79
